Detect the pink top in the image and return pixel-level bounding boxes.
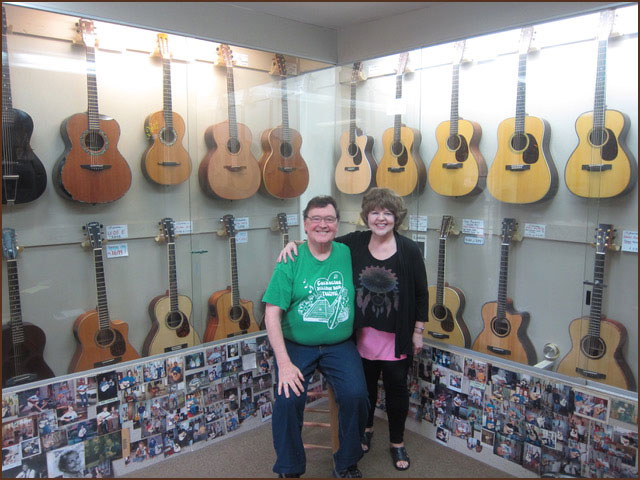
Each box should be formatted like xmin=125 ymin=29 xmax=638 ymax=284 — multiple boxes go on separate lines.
xmin=357 ymin=327 xmax=407 ymax=361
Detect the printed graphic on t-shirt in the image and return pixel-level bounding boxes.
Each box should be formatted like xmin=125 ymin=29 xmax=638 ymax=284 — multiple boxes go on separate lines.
xmin=298 ymin=271 xmax=350 ymax=329
xmin=356 ymin=265 xmax=399 ymax=317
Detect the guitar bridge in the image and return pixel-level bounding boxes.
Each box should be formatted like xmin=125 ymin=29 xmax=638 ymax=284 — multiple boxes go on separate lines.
xmin=81 ymin=164 xmax=112 ymax=171
xmin=344 ymin=166 xmax=360 ymax=172
xmin=278 ymin=167 xmax=296 ymax=173
xmin=387 ymin=167 xmax=405 ymax=173
xmin=487 ymin=346 xmax=511 ymax=355
xmin=505 ymin=165 xmax=530 ymax=171
xmin=576 ymin=367 xmax=606 ymax=380
xmin=226 ymin=330 xmax=248 ymax=338
xmin=224 ymin=165 xmax=247 ymax=172
xmin=442 ymin=163 xmax=463 ymax=169
xmin=165 ymin=343 xmax=188 ymax=352
xmin=157 ymin=161 xmax=181 ymax=167
xmin=427 ymin=331 xmax=450 ymax=340
xmin=93 ymin=357 xmax=122 ymax=368
xmin=581 ymin=164 xmax=613 ymax=172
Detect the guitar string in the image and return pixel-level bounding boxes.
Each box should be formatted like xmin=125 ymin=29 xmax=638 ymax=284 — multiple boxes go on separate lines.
xmin=2 ymin=10 xmax=16 ymax=197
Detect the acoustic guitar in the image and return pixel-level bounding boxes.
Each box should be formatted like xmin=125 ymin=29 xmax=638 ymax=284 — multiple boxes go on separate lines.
xmin=335 ymin=61 xmax=377 ymax=194
xmin=142 ymin=218 xmax=201 ymax=356
xmin=259 ymin=54 xmax=309 ymax=199
xmin=203 ymin=215 xmax=260 ymax=341
xmin=2 ymin=228 xmax=54 ymax=387
xmin=472 ymin=218 xmax=537 ymax=365
xmin=141 ymin=33 xmax=192 ymax=186
xmin=425 ymin=216 xmax=471 ymax=348
xmin=428 ymin=41 xmax=486 ymax=197
xmin=198 ymin=44 xmax=261 ymax=200
xmin=1 ymin=7 xmax=47 ymax=205
xmin=564 ymin=10 xmax=637 ymax=199
xmin=53 ymin=19 xmax=131 ymax=204
xmin=69 ymin=222 xmax=139 ymax=373
xmin=556 ymin=224 xmax=636 ymax=390
xmin=376 ymin=52 xmax=426 ymax=197
xmin=259 ymin=212 xmax=290 ymax=330
xmin=487 ymin=27 xmax=558 ymax=204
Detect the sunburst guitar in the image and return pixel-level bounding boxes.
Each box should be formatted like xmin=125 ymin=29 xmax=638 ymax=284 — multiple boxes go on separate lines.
xmin=203 ymin=215 xmax=260 ymax=341
xmin=425 ymin=216 xmax=470 ymax=347
xmin=142 ymin=218 xmax=200 ymax=356
xmin=564 ymin=10 xmax=637 ymax=199
xmin=141 ymin=33 xmax=192 ymax=186
xmin=376 ymin=52 xmax=426 ymax=196
xmin=556 ymin=224 xmax=636 ymax=391
xmin=487 ymin=27 xmax=558 ymax=204
xmin=428 ymin=41 xmax=486 ymax=197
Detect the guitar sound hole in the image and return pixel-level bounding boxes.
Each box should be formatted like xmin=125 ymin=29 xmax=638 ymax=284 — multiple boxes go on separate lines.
xmin=432 ymin=305 xmax=454 ymax=332
xmin=227 ymin=137 xmax=241 ymax=155
xmin=280 ymin=142 xmax=293 ymax=158
xmin=160 ymin=127 xmax=177 ymax=146
xmin=166 ymin=311 xmax=185 ymax=329
xmin=510 ymin=132 xmax=529 ymax=153
xmin=95 ymin=328 xmax=116 ymax=348
xmin=391 ymin=141 xmax=404 ymax=158
xmin=580 ymin=335 xmax=606 ymax=360
xmin=230 ymin=306 xmax=244 ymax=322
xmin=589 ymin=127 xmax=609 ymax=149
xmin=446 ymin=135 xmax=461 ymax=151
xmin=348 ymin=143 xmax=363 ymax=165
xmin=490 ymin=317 xmax=511 ymax=337
xmin=110 ymin=330 xmax=127 ymax=356
xmin=82 ymin=130 xmax=106 ymax=154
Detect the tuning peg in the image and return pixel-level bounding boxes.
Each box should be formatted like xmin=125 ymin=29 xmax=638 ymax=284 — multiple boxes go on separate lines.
xmin=155 ymin=234 xmax=163 ymax=243
xmin=81 ymin=239 xmax=90 ymax=248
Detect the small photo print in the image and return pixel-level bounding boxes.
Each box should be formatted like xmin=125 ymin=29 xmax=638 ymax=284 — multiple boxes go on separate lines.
xmin=20 ymin=437 xmax=41 ymax=458
xmin=522 ymin=442 xmax=542 ymax=474
xmin=206 ymin=345 xmax=226 ymax=365
xmin=185 ymin=352 xmax=205 ymax=371
xmin=2 ymin=415 xmax=37 ymax=447
xmin=259 ymin=402 xmax=273 ymax=422
xmin=2 ymin=394 xmax=19 ymax=419
xmin=574 ymin=389 xmax=609 ymax=422
xmin=481 ymin=428 xmax=495 ymax=446
xmin=51 ymin=380 xmax=75 ymax=409
xmin=464 ymin=357 xmax=488 ymax=384
xmin=57 ymin=404 xmax=87 ymax=426
xmin=96 ymin=372 xmax=118 ymax=403
xmin=66 ymin=419 xmax=97 ymax=445
xmin=493 ymin=433 xmax=522 ymax=464
xmin=2 ymin=444 xmax=21 ymax=471
xmin=74 ymin=377 xmax=97 ymax=408
xmin=609 ymin=398 xmax=637 ymax=426
xmin=241 ymin=339 xmax=256 ymax=355
xmin=40 ymin=430 xmax=68 ymax=452
xmin=227 ymin=342 xmax=240 ymax=359
xmin=2 ymin=452 xmax=47 ymax=478
xmin=225 ymin=411 xmax=240 ymax=432
xmin=435 ymin=426 xmax=450 ymax=444
xmin=143 ymin=360 xmax=167 ymax=382
xmin=84 ymin=430 xmax=122 ymax=468
xmin=207 ymin=419 xmax=226 ymax=439
xmin=46 ymin=443 xmax=85 ymax=478
xmin=167 ymin=356 xmax=185 ymax=384
xmin=117 ymin=366 xmax=142 ymax=390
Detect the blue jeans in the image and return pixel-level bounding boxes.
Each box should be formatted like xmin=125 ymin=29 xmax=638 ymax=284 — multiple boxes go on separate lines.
xmin=272 ymin=339 xmax=369 ymax=475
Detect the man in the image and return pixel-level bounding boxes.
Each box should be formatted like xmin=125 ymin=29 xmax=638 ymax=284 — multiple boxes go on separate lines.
xmin=263 ymin=196 xmax=369 ymax=478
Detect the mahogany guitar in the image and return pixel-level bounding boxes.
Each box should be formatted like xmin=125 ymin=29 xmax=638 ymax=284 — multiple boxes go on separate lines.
xmin=69 ymin=222 xmax=139 ymax=373
xmin=259 ymin=54 xmax=309 ymax=199
xmin=487 ymin=27 xmax=558 ymax=204
xmin=472 ymin=218 xmax=537 ymax=365
xmin=203 ymin=215 xmax=260 ymax=341
xmin=564 ymin=10 xmax=637 ymax=199
xmin=376 ymin=52 xmax=426 ymax=197
xmin=53 ymin=19 xmax=131 ymax=204
xmin=556 ymin=224 xmax=636 ymax=390
xmin=425 ymin=216 xmax=471 ymax=348
xmin=141 ymin=33 xmax=192 ymax=186
xmin=335 ymin=62 xmax=377 ymax=194
xmin=198 ymin=44 xmax=261 ymax=200
xmin=1 ymin=7 xmax=47 ymax=205
xmin=428 ymin=41 xmax=486 ymax=197
xmin=142 ymin=218 xmax=201 ymax=356
xmin=2 ymin=228 xmax=54 ymax=387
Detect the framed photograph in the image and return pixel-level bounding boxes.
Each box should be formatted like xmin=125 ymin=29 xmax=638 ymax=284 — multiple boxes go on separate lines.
xmin=574 ymin=389 xmax=609 ymax=422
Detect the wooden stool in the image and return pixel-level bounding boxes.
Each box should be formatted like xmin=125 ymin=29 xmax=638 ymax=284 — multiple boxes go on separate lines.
xmin=303 ymin=384 xmax=339 ymax=453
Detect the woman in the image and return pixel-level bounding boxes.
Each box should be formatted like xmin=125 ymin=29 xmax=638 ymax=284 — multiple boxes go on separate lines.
xmin=280 ymin=188 xmax=427 ymax=470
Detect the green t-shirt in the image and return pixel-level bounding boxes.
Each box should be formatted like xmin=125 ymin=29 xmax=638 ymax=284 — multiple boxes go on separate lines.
xmin=262 ymin=242 xmax=355 ymax=345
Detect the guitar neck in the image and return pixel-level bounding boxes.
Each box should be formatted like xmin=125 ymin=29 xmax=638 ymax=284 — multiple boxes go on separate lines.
xmin=93 ymin=247 xmax=111 ymax=330
xmin=435 ymin=237 xmax=447 ymax=305
xmin=6 ymin=259 xmax=25 ymax=346
xmin=514 ymin=52 xmax=527 ymax=134
xmin=226 ymin=64 xmax=238 ymax=140
xmin=449 ymin=62 xmax=460 ymax=135
xmin=167 ymin=241 xmax=179 ymax=313
xmin=496 ymin=241 xmax=511 ymax=319
xmin=1 ymin=10 xmax=13 ymax=117
xmin=281 ymin=78 xmax=290 ymax=143
xmin=588 ymin=250 xmax=606 ymax=338
xmin=162 ymin=57 xmax=174 ymax=130
xmin=229 ymin=236 xmax=240 ymax=307
xmin=592 ymin=38 xmax=608 ymax=140
xmin=86 ymin=45 xmax=101 ymax=130
xmin=349 ymin=80 xmax=357 ymax=144
xmin=393 ymin=74 xmax=403 ymax=144
xmin=282 ymin=232 xmax=289 ymax=249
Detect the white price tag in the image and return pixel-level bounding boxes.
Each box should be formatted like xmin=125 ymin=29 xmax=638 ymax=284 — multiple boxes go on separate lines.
xmin=387 ymin=98 xmax=407 ymax=116
xmin=174 ymin=221 xmax=193 ymax=235
xmin=409 ymin=215 xmax=428 ymax=232
xmin=287 ymin=214 xmax=299 ymax=226
xmin=367 ymin=63 xmax=384 ymax=77
xmin=106 ymin=243 xmax=129 ymax=258
xmin=463 ymin=235 xmax=484 ymax=245
xmin=234 ymin=52 xmax=249 ymax=67
xmin=235 ymin=231 xmax=248 ymax=244
xmin=412 ymin=234 xmax=427 ymax=259
xmin=106 ymin=224 xmax=128 ymax=240
xmin=462 ymin=219 xmax=484 ymax=235
xmin=234 ymin=217 xmax=249 ymax=230
xmin=622 ymin=230 xmax=638 ymax=253
xmin=524 ymin=223 xmax=546 ymax=239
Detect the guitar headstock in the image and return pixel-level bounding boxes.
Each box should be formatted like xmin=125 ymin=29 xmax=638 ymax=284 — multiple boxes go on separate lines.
xmin=597 ymin=9 xmax=615 ymax=42
xmin=396 ymin=52 xmax=409 ymax=75
xmin=439 ymin=215 xmax=454 ymax=240
xmin=157 ymin=33 xmax=170 ymax=60
xmin=519 ymin=26 xmax=534 ymax=55
xmin=222 ymin=214 xmax=237 ymax=238
xmin=160 ymin=218 xmax=176 ymax=244
xmin=501 ymin=218 xmax=518 ymax=244
xmin=595 ymin=224 xmax=615 ymax=254
xmin=351 ymin=62 xmax=364 ymax=83
xmin=453 ymin=40 xmax=466 ymax=65
xmin=272 ymin=53 xmax=287 ymax=77
xmin=277 ymin=213 xmax=289 ymax=235
xmin=2 ymin=228 xmax=18 ymax=260
xmin=217 ymin=44 xmax=234 ymax=68
xmin=83 ymin=222 xmax=104 ymax=249
xmin=77 ymin=19 xmax=98 ymax=48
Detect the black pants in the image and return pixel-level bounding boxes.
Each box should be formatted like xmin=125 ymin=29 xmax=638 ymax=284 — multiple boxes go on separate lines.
xmin=361 ymin=357 xmax=410 ymax=444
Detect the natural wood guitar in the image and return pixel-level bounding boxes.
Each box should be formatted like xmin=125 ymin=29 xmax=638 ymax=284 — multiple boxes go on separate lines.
xmin=565 ymin=10 xmax=637 ymax=199
xmin=425 ymin=216 xmax=471 ymax=348
xmin=556 ymin=224 xmax=636 ymax=390
xmin=487 ymin=27 xmax=558 ymax=204
xmin=335 ymin=62 xmax=377 ymax=194
xmin=69 ymin=222 xmax=139 ymax=373
xmin=203 ymin=215 xmax=260 ymax=341
xmin=53 ymin=19 xmax=131 ymax=204
xmin=428 ymin=41 xmax=486 ymax=197
xmin=198 ymin=44 xmax=261 ymax=200
xmin=141 ymin=33 xmax=192 ymax=186
xmin=142 ymin=218 xmax=200 ymax=356
xmin=2 ymin=228 xmax=54 ymax=387
xmin=1 ymin=7 xmax=47 ymax=205
xmin=376 ymin=52 xmax=426 ymax=196
xmin=472 ymin=218 xmax=537 ymax=365
xmin=259 ymin=54 xmax=309 ymax=199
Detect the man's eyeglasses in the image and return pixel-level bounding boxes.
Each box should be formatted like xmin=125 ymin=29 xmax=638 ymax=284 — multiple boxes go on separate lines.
xmin=306 ymin=216 xmax=338 ymax=224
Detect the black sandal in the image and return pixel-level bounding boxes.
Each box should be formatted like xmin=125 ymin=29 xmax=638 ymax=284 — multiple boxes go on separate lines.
xmin=361 ymin=431 xmax=373 ymax=453
xmin=389 ymin=446 xmax=410 ymax=471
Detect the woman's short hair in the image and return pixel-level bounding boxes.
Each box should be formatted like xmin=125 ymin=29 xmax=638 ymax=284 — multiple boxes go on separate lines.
xmin=303 ymin=195 xmax=340 ymax=220
xmin=360 ymin=187 xmax=407 ymax=229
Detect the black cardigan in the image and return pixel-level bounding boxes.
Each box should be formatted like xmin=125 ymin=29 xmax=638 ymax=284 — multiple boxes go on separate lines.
xmin=337 ymin=230 xmax=429 ymax=358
